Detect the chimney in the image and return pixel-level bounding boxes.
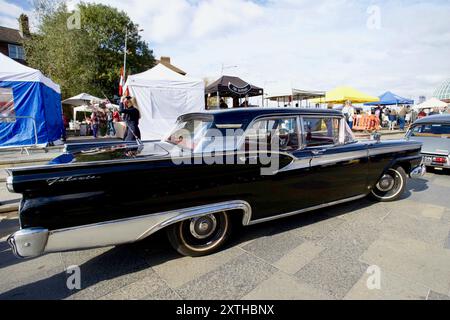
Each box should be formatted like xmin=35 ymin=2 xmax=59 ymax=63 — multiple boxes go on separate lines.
xmin=160 ymin=56 xmax=171 ymax=65
xmin=19 ymin=14 xmax=30 ymax=38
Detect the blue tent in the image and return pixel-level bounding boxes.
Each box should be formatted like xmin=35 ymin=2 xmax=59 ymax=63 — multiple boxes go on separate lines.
xmin=364 ymin=91 xmax=414 ymax=106
xmin=0 ymin=53 xmax=63 ymax=147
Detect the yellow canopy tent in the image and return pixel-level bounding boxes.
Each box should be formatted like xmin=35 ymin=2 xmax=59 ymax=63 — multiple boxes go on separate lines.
xmin=311 ymin=86 xmax=380 ymax=104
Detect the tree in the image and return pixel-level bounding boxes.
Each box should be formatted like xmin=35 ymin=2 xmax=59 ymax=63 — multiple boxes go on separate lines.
xmin=24 ymin=0 xmax=155 ymax=99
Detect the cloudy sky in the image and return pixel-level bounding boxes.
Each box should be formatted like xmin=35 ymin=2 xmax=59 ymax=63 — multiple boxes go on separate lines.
xmin=2 ymin=0 xmax=450 ymax=100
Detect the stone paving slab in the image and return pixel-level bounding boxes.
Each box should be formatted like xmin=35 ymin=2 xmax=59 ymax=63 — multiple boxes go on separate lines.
xmin=360 ymin=233 xmax=450 ymax=295
xmin=175 ymin=252 xmax=277 ymax=300
xmin=242 ymin=271 xmax=334 ymax=300
xmin=344 ymin=269 xmax=429 ymax=300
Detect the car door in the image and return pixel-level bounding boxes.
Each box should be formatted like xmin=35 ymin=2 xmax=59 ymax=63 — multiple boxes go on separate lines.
xmin=297 ymin=115 xmax=369 ymax=204
xmin=238 ymin=115 xmax=317 ymax=220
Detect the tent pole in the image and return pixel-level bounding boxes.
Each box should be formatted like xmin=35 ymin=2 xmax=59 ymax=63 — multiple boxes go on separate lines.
xmin=217 ymin=92 xmax=220 ymax=108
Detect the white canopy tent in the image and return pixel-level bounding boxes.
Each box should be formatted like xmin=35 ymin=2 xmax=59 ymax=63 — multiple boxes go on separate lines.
xmin=413 ymin=97 xmax=448 ymax=111
xmin=125 ymin=64 xmax=205 ymax=140
xmin=62 ymin=93 xmax=101 ymax=106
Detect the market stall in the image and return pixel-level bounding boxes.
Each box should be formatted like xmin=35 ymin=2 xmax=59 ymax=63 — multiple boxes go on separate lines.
xmin=0 ymin=53 xmax=63 ymax=147
xmin=265 ymin=87 xmax=325 ymax=108
xmin=125 ymin=63 xmax=205 ymax=140
xmin=364 ymin=91 xmax=414 ymax=106
xmin=413 ymin=97 xmax=448 ymax=111
xmin=205 ymin=76 xmax=263 ymax=108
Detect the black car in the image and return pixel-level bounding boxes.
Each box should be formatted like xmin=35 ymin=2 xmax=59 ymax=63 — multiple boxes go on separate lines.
xmin=7 ymin=108 xmax=425 ymax=258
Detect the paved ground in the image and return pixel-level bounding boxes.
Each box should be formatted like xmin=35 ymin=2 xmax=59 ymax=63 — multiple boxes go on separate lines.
xmin=0 ymin=169 xmax=450 ymax=300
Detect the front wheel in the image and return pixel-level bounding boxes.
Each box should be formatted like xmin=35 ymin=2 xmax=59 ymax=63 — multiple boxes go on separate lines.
xmin=166 ymin=212 xmax=232 ymax=257
xmin=370 ymin=166 xmax=407 ymax=202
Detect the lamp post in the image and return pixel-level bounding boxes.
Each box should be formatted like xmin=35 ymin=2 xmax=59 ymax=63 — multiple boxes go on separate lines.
xmin=123 ymin=27 xmax=144 ymax=82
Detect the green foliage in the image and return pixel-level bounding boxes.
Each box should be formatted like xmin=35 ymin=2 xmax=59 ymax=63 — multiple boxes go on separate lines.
xmin=24 ymin=1 xmax=155 ymax=99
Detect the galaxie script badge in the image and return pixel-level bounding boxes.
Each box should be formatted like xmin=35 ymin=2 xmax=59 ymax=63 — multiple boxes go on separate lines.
xmin=47 ymin=175 xmax=101 ymax=186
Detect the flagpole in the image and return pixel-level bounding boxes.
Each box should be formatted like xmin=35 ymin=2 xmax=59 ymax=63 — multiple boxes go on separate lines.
xmin=123 ymin=27 xmax=128 ymax=85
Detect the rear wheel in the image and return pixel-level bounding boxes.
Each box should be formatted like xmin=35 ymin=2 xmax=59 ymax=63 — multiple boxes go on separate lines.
xmin=370 ymin=166 xmax=407 ymax=202
xmin=166 ymin=212 xmax=232 ymax=257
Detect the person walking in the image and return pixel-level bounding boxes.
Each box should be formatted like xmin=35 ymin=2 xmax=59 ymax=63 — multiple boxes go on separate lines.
xmin=388 ymin=109 xmax=397 ymax=131
xmin=106 ymin=109 xmax=116 ymax=137
xmin=90 ymin=111 xmax=99 ymax=138
xmin=61 ymin=114 xmax=69 ymax=142
xmin=119 ymin=96 xmax=141 ymax=141
xmin=398 ymin=106 xmax=407 ymax=131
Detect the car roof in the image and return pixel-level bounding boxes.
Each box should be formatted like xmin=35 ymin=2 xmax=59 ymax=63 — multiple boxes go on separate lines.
xmin=181 ymin=107 xmax=343 ymax=126
xmin=413 ymin=114 xmax=450 ymax=125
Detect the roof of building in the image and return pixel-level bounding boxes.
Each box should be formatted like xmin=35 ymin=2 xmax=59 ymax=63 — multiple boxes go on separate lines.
xmin=156 ymin=56 xmax=186 ymax=75
xmin=434 ymin=78 xmax=450 ymax=101
xmin=0 ymin=26 xmax=23 ymax=44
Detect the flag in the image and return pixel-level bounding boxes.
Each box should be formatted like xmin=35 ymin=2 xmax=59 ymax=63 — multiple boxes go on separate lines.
xmin=119 ymin=67 xmax=124 ymax=96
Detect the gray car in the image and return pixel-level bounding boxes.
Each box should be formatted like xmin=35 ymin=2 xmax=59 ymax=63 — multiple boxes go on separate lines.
xmin=406 ymin=114 xmax=450 ymax=171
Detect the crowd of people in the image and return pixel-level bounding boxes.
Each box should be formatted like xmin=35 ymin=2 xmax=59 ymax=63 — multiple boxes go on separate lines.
xmin=64 ymin=95 xmax=142 ymax=142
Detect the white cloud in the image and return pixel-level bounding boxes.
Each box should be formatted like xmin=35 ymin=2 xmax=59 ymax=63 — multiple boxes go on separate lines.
xmin=0 ymin=0 xmax=31 ymax=28
xmin=4 ymin=0 xmax=450 ymax=100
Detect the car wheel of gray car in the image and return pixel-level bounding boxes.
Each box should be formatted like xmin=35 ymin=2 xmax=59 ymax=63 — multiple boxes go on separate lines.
xmin=166 ymin=212 xmax=232 ymax=257
xmin=370 ymin=166 xmax=407 ymax=202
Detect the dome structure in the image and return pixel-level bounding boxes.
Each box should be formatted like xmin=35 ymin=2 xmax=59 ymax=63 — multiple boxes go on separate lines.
xmin=433 ymin=78 xmax=450 ymax=102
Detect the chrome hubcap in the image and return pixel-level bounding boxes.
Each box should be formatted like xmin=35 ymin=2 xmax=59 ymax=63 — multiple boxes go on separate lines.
xmin=189 ymin=215 xmax=217 ymax=239
xmin=376 ymin=174 xmax=395 ymax=192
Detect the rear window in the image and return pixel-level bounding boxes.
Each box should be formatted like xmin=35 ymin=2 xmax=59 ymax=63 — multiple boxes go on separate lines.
xmin=409 ymin=124 xmax=450 ymax=138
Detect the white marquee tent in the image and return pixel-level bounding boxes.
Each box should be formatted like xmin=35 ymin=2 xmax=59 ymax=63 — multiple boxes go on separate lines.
xmin=413 ymin=97 xmax=448 ymax=111
xmin=125 ymin=63 xmax=205 ymax=140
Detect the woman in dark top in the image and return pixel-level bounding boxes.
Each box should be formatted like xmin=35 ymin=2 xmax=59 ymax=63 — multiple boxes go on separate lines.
xmin=119 ymin=96 xmax=141 ymax=141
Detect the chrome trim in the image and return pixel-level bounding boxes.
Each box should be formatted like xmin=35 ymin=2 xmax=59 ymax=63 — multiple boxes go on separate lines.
xmin=248 ymin=194 xmax=367 ymax=225
xmin=368 ymin=144 xmax=421 ymax=156
xmin=6 ymin=175 xmax=15 ymax=193
xmin=277 ymin=157 xmax=311 ymax=172
xmin=7 ymin=228 xmax=49 ymax=258
xmin=310 ymin=150 xmax=368 ymax=167
xmin=10 ymin=201 xmax=252 ymax=258
xmin=410 ymin=165 xmax=426 ymax=179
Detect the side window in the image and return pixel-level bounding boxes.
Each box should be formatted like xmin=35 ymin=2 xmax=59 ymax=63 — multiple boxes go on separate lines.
xmin=0 ymin=88 xmax=15 ymax=123
xmin=244 ymin=117 xmax=299 ymax=151
xmin=302 ymin=117 xmax=340 ymax=147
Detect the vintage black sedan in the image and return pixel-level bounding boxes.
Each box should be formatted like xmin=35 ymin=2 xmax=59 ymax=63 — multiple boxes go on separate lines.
xmin=6 ymin=108 xmax=425 ymax=258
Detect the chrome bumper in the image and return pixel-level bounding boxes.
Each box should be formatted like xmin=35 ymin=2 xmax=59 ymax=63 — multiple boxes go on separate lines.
xmin=410 ymin=165 xmax=426 ymax=179
xmin=7 ymin=228 xmax=49 ymax=259
xmin=7 ymin=200 xmax=252 ymax=259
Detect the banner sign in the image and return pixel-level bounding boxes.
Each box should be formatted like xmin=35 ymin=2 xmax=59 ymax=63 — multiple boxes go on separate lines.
xmin=228 ymin=82 xmax=252 ymax=95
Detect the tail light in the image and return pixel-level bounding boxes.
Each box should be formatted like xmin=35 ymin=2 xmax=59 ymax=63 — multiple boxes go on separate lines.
xmin=433 ymin=156 xmax=448 ymax=164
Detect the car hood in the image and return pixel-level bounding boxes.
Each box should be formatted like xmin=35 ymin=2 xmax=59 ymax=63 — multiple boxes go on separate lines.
xmin=408 ymin=136 xmax=450 ymax=156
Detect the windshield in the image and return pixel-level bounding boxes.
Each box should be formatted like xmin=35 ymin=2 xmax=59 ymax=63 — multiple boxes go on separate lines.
xmin=409 ymin=124 xmax=450 ymax=138
xmin=166 ymin=118 xmax=213 ymax=151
